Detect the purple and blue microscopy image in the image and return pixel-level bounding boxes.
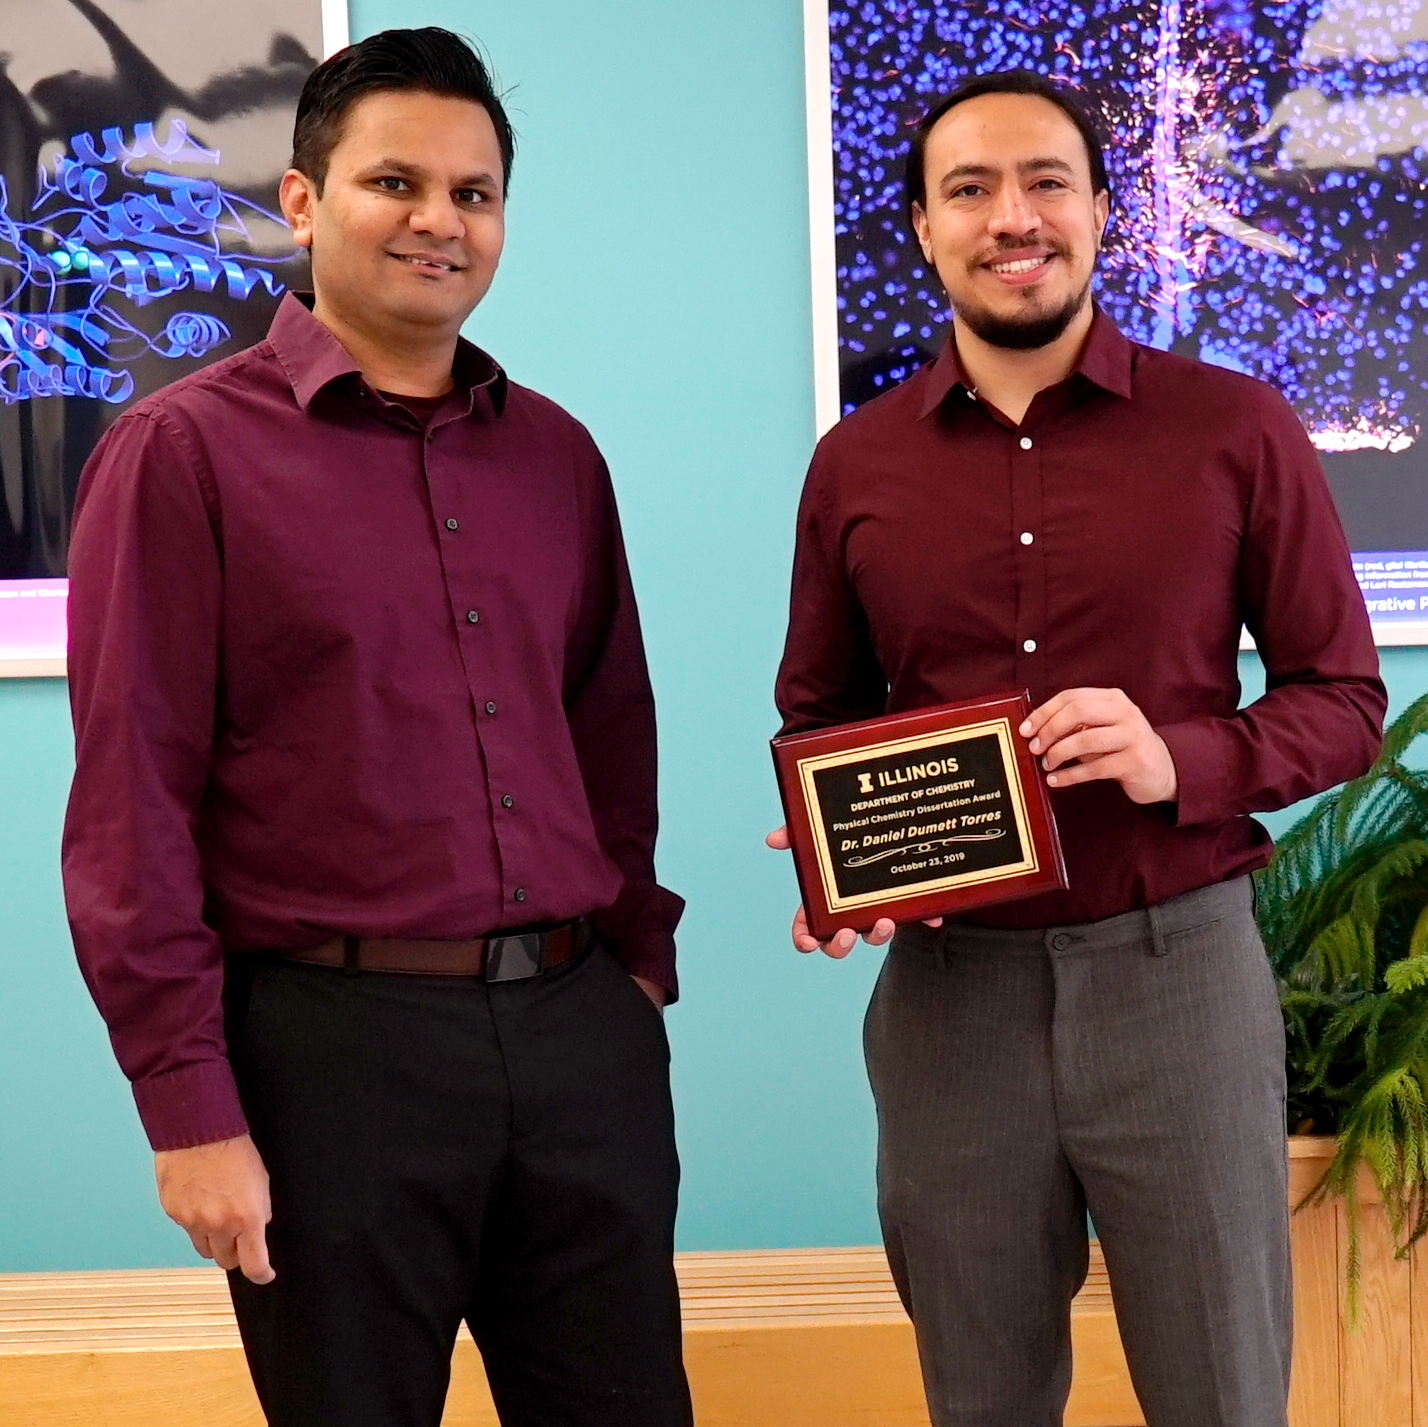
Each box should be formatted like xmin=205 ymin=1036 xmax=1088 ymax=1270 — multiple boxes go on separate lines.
xmin=827 ymin=0 xmax=1428 ymax=616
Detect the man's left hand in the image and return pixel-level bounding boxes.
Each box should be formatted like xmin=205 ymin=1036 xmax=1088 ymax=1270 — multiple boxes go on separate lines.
xmin=1020 ymin=688 xmax=1177 ymax=805
xmin=632 ymin=975 xmax=667 ymax=1013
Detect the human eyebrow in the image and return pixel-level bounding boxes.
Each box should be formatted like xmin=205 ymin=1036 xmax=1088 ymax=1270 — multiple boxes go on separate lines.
xmin=937 ymin=164 xmax=998 ymax=195
xmin=354 ymin=161 xmax=500 ymax=193
xmin=452 ymin=172 xmax=501 ymax=193
xmin=1018 ymin=157 xmax=1076 ymax=178
xmin=356 ymin=159 xmax=427 ymax=181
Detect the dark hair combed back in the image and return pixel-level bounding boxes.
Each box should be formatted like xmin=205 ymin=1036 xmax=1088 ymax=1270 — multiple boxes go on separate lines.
xmin=292 ymin=27 xmax=516 ymax=195
xmin=904 ymin=70 xmax=1109 ymax=220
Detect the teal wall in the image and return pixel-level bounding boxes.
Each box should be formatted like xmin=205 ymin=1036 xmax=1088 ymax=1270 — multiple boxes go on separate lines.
xmin=0 ymin=0 xmax=1424 ymax=1271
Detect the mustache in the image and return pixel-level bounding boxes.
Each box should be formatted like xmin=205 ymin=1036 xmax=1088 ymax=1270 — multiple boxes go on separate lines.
xmin=971 ymin=237 xmax=1071 ymax=268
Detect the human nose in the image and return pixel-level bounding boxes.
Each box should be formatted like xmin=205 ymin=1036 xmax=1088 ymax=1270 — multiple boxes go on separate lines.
xmin=409 ymin=190 xmax=465 ymax=241
xmin=987 ymin=182 xmax=1039 ymax=239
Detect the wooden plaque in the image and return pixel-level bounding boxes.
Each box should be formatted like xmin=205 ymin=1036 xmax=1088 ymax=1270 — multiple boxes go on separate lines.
xmin=771 ymin=691 xmax=1067 ymax=941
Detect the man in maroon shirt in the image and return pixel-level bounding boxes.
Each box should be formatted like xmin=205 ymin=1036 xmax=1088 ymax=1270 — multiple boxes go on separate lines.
xmin=62 ymin=28 xmax=690 ymax=1427
xmin=772 ymin=72 xmax=1384 ymax=1427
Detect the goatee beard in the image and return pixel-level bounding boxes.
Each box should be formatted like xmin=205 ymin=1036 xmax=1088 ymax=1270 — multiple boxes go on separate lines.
xmin=954 ymin=279 xmax=1091 ymax=351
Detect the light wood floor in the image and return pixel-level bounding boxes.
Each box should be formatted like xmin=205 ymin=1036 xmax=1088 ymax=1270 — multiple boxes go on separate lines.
xmin=0 ymin=1243 xmax=1143 ymax=1426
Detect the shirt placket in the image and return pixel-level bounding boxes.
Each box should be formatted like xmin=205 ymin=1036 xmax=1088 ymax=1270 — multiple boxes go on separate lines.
xmin=1009 ymin=427 xmax=1047 ymax=696
xmin=420 ymin=419 xmax=530 ymax=919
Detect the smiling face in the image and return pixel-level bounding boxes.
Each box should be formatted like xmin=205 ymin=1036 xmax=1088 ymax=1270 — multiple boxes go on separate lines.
xmin=911 ymin=92 xmax=1109 ymax=351
xmin=280 ymin=89 xmax=506 ymax=349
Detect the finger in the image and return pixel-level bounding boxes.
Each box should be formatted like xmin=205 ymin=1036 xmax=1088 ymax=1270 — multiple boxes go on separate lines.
xmin=921 ymin=917 xmax=943 ymax=927
xmin=765 ymin=825 xmax=791 ymax=851
xmin=188 ymin=1230 xmax=216 ymax=1262
xmin=822 ymin=928 xmax=857 ymax=959
xmin=208 ymin=1232 xmax=242 ymax=1273
xmin=791 ymin=906 xmax=820 ymax=953
xmin=1020 ymin=688 xmax=1077 ymax=738
xmin=1040 ymin=724 xmax=1129 ymax=772
xmin=863 ymin=918 xmax=896 ymax=946
xmin=237 ymin=1224 xmax=275 ymax=1286
xmin=1045 ymin=752 xmax=1125 ymax=789
xmin=1028 ymin=695 xmax=1121 ymax=754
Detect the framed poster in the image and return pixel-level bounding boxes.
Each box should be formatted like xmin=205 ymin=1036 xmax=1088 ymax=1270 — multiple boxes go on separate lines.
xmin=0 ymin=0 xmax=348 ymax=676
xmin=805 ymin=0 xmax=1428 ymax=646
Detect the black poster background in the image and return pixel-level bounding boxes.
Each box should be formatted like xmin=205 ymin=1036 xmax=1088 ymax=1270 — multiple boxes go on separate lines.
xmin=0 ymin=0 xmax=324 ymax=580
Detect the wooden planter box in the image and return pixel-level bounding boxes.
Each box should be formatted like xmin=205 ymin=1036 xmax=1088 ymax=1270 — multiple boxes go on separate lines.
xmin=1289 ymin=1134 xmax=1428 ymax=1427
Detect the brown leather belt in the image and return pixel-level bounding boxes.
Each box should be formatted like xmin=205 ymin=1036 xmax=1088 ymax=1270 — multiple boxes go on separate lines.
xmin=269 ymin=919 xmax=588 ymax=980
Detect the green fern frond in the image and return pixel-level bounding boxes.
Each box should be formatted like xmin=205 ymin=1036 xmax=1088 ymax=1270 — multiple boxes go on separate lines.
xmin=1294 ymin=914 xmax=1377 ymax=988
xmin=1376 ymin=691 xmax=1428 ymax=769
xmin=1386 ymin=952 xmax=1428 ymax=996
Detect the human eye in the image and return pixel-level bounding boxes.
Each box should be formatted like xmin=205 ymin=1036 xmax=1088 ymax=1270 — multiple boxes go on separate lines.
xmin=950 ymin=182 xmax=985 ymax=199
xmin=455 ymin=187 xmax=486 ymax=206
xmin=373 ymin=175 xmax=410 ymax=193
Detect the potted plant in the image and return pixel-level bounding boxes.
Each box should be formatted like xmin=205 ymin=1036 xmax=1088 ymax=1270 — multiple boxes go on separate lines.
xmin=1251 ymin=687 xmax=1428 ymax=1425
xmin=1257 ymin=688 xmax=1428 ymax=1273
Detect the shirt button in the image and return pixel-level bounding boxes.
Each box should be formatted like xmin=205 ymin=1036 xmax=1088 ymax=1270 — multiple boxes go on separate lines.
xmin=501 ymin=794 xmax=514 ymax=808
xmin=484 ymin=701 xmax=496 ymax=715
xmin=513 ymin=888 xmax=526 ymax=902
xmin=1020 ymin=531 xmax=1034 ymax=545
xmin=1023 ymin=638 xmax=1037 ymax=653
xmin=1051 ymin=932 xmax=1072 ymax=951
xmin=1019 ymin=436 xmax=1033 ymax=450
xmin=466 ymin=609 xmax=480 ymax=624
xmin=445 ymin=518 xmax=459 ymax=531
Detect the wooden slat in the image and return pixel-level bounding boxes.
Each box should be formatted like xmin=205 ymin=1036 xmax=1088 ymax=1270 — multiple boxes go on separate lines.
xmin=1289 ymin=1187 xmax=1341 ymax=1427
xmin=1343 ymin=1200 xmax=1414 ymax=1427
xmin=0 ymin=1242 xmax=1140 ymax=1426
xmin=1412 ymin=1241 xmax=1428 ymax=1427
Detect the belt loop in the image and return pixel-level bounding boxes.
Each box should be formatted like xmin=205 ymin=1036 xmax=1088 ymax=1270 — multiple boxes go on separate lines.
xmin=1148 ymin=904 xmax=1170 ymax=958
xmin=343 ymin=933 xmax=361 ymax=977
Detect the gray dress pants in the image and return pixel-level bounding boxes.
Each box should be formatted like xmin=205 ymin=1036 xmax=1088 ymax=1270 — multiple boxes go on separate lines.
xmin=865 ymin=876 xmax=1290 ymax=1427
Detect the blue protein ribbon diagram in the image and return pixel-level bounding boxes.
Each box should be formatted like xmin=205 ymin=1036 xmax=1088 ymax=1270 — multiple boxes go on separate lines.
xmin=0 ymin=120 xmax=288 ymax=405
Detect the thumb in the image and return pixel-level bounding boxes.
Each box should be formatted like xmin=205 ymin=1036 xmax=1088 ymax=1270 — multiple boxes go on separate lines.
xmin=236 ymin=1223 xmax=275 ymax=1285
xmin=765 ymin=825 xmax=791 ymax=850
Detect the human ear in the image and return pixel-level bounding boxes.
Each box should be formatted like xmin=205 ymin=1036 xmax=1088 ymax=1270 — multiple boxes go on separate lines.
xmin=911 ymin=202 xmax=933 ymax=263
xmin=1093 ymin=188 xmax=1110 ymax=250
xmin=279 ymin=169 xmax=318 ymax=250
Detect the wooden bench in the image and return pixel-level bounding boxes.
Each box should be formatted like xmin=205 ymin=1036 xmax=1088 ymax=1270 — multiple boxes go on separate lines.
xmin=0 ymin=1243 xmax=1143 ymax=1426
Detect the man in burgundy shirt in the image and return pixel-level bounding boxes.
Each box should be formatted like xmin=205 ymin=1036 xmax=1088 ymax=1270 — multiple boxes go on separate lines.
xmin=772 ymin=72 xmax=1384 ymax=1427
xmin=62 ymin=28 xmax=691 ymax=1427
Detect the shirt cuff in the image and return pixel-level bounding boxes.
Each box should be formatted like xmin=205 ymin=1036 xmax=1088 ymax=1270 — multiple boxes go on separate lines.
xmin=1157 ymin=718 xmax=1233 ymax=829
xmin=132 ymin=1058 xmax=249 ymax=1152
xmin=592 ymin=883 xmax=684 ymax=1003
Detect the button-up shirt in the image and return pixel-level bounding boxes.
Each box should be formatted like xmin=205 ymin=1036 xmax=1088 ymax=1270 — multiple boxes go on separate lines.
xmin=63 ymin=294 xmax=681 ymax=1151
xmin=776 ymin=310 xmax=1385 ymax=928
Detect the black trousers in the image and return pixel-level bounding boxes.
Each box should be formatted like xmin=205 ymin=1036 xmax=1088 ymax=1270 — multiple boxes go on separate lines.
xmin=224 ymin=942 xmax=692 ymax=1427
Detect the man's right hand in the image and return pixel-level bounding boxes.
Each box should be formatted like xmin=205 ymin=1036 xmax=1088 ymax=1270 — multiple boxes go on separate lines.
xmin=155 ymin=1133 xmax=275 ymax=1285
xmin=765 ymin=825 xmax=941 ymax=955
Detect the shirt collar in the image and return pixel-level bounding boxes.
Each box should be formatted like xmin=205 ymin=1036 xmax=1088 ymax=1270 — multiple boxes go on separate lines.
xmin=267 ymin=292 xmax=508 ymax=416
xmin=917 ymin=304 xmax=1134 ymax=418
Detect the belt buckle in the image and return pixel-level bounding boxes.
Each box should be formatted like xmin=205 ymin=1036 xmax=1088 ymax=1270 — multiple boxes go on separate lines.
xmin=485 ymin=931 xmax=544 ymax=982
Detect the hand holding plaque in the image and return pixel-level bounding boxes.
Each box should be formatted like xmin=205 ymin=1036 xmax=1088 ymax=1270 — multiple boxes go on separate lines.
xmin=771 ymin=692 xmax=1067 ymax=942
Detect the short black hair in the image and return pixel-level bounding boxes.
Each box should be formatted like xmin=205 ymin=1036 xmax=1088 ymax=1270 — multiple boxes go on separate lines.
xmin=904 ymin=70 xmax=1108 ymax=221
xmin=292 ymin=27 xmax=516 ymax=196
